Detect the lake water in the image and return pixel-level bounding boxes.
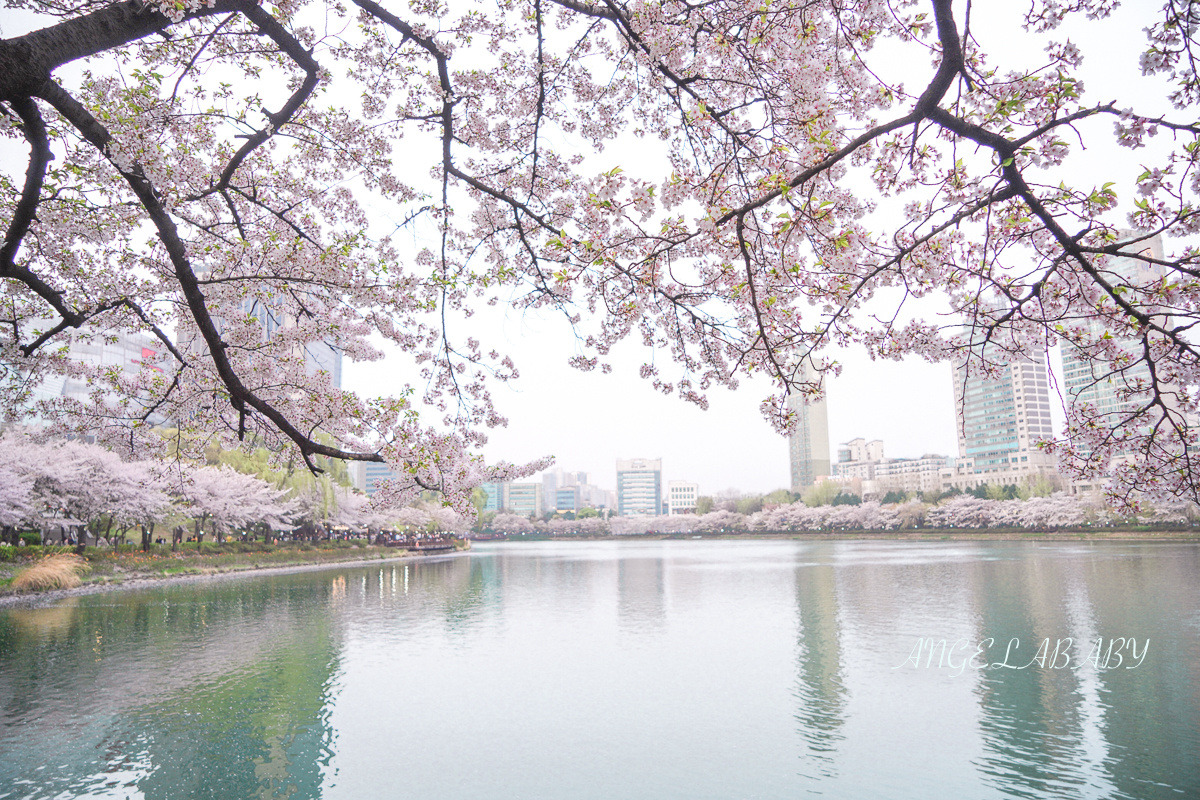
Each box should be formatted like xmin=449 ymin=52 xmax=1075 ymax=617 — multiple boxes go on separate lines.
xmin=1 ymin=539 xmax=1197 ymax=799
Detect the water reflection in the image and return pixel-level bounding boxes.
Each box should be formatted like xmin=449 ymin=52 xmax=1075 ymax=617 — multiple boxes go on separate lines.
xmin=0 ymin=542 xmax=1197 ymax=799
xmin=0 ymin=575 xmax=344 ymax=799
xmin=793 ymin=561 xmax=848 ymax=778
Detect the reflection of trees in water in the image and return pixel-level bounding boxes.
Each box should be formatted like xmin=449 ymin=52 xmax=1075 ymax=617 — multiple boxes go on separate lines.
xmin=792 ymin=564 xmax=847 ymax=778
xmin=131 ymin=621 xmax=339 ymax=800
xmin=0 ymin=574 xmax=345 ymax=799
xmin=342 ymin=557 xmax=494 ymax=636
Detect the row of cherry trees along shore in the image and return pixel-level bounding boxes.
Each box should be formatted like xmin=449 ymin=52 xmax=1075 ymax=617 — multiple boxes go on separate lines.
xmin=491 ymin=495 xmax=1200 ymax=536
xmin=0 ymin=435 xmax=471 ymax=546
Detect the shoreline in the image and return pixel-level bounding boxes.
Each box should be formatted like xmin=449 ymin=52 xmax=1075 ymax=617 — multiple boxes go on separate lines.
xmin=4 ymin=530 xmax=1197 ymax=606
xmin=485 ymin=529 xmax=1200 ymax=543
xmin=0 ymin=549 xmax=465 ymax=608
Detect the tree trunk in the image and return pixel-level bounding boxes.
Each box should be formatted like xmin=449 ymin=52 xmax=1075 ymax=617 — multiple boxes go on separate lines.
xmin=140 ymin=521 xmax=154 ymax=552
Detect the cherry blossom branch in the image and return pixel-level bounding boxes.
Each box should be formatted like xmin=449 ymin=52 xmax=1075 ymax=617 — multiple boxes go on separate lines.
xmin=37 ymin=77 xmax=388 ymax=473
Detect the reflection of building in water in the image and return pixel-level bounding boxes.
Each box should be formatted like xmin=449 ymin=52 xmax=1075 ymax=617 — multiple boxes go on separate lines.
xmin=792 ymin=564 xmax=847 ymax=775
xmin=1068 ymin=550 xmax=1200 ymax=799
xmin=617 ymin=555 xmax=666 ymax=630
xmin=970 ymin=556 xmax=1095 ymax=797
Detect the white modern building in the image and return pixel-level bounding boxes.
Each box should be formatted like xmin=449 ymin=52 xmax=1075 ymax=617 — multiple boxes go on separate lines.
xmin=837 ymin=438 xmax=884 ymax=465
xmin=21 ymin=324 xmax=170 ymax=428
xmin=832 ymin=437 xmax=953 ymax=496
xmin=873 ymin=454 xmax=955 ymax=494
xmin=667 ymin=481 xmax=699 ymax=514
xmin=616 ymin=458 xmax=662 ymax=516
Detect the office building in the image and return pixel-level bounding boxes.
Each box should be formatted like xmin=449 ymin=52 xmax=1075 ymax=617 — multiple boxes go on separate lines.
xmin=506 ymin=482 xmax=543 ymax=517
xmin=616 ymin=458 xmax=662 ymax=516
xmin=479 ymin=482 xmax=504 ymax=512
xmin=667 ymin=481 xmax=699 ymax=514
xmin=362 ymin=462 xmax=396 ymax=496
xmin=555 ymin=486 xmax=581 ymax=513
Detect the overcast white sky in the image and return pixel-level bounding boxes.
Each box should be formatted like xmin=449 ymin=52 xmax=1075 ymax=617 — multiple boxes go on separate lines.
xmin=343 ymin=0 xmax=1171 ymax=496
xmin=1 ymin=0 xmax=1174 ymax=497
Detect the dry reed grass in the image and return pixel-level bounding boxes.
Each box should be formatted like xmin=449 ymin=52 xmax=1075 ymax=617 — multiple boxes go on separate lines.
xmin=11 ymin=554 xmax=90 ymax=591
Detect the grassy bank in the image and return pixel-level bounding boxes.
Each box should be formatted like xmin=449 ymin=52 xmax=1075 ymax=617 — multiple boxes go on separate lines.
xmin=0 ymin=539 xmax=468 ymax=598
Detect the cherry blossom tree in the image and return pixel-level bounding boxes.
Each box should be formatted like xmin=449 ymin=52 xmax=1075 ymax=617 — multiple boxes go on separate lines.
xmin=3 ymin=0 xmax=1200 ymax=508
xmin=330 ymin=486 xmax=397 ymax=533
xmin=487 ymin=512 xmax=540 ymax=535
xmin=695 ymin=509 xmax=747 ymax=533
xmin=168 ymin=464 xmax=294 ymax=542
xmin=0 ymin=434 xmax=169 ymax=545
xmin=0 ymin=465 xmax=37 ymax=541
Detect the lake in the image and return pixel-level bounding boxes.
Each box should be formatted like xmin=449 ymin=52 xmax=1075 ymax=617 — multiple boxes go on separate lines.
xmin=1 ymin=539 xmax=1197 ymax=799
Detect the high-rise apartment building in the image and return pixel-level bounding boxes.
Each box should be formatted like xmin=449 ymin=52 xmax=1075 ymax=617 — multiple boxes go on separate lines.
xmin=837 ymin=438 xmax=884 ymax=464
xmin=787 ymin=382 xmax=831 ymax=493
xmin=953 ymin=351 xmax=1057 ymax=485
xmin=1060 ymin=235 xmax=1166 ymax=447
xmin=616 ymin=458 xmax=662 ymax=516
xmin=832 ymin=437 xmax=953 ymax=496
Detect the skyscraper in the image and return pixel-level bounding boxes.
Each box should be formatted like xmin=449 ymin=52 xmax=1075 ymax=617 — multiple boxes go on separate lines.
xmin=1059 ymin=235 xmax=1166 ymax=444
xmin=953 ymin=350 xmax=1057 ymax=484
xmin=787 ymin=380 xmax=830 ymax=493
xmin=616 ymin=458 xmax=662 ymax=516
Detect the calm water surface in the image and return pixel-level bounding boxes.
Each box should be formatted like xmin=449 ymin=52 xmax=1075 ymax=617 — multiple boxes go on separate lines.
xmin=1 ymin=540 xmax=1198 ymax=799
